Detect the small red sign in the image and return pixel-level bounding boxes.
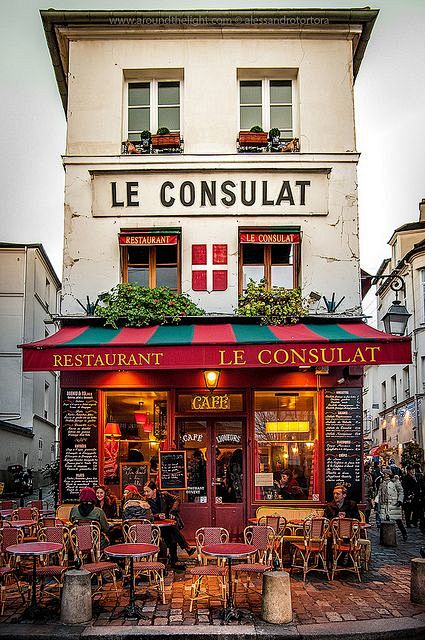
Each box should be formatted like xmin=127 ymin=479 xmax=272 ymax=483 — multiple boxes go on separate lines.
xmin=213 ymin=270 xmax=228 ymax=291
xmin=213 ymin=244 xmax=228 ymax=265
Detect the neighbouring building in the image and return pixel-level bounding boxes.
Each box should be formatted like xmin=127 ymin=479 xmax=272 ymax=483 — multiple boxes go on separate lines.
xmin=20 ymin=8 xmax=411 ymax=538
xmin=363 ymin=199 xmax=425 ymax=461
xmin=0 ymin=243 xmax=61 ymax=490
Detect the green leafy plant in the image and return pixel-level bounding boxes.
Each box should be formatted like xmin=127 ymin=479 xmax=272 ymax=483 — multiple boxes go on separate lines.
xmin=140 ymin=130 xmax=151 ymax=140
xmin=157 ymin=127 xmax=171 ymax=135
xmin=401 ymin=441 xmax=424 ymax=468
xmin=236 ymin=279 xmax=308 ymax=325
xmin=95 ymin=284 xmax=205 ymax=328
xmin=269 ymin=127 xmax=281 ymax=139
xmin=250 ymin=125 xmax=264 ymax=133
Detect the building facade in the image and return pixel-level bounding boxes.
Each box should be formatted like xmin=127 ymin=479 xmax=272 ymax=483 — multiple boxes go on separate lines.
xmin=363 ymin=200 xmax=425 ymax=460
xmin=0 ymin=243 xmax=61 ymax=488
xmin=21 ymin=8 xmax=412 ymax=538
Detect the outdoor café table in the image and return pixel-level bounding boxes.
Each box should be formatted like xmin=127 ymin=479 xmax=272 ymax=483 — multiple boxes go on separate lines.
xmin=0 ymin=509 xmax=13 ymax=519
xmin=105 ymin=542 xmax=159 ymax=620
xmin=6 ymin=541 xmax=63 ymax=620
xmin=202 ymin=543 xmax=257 ymax=623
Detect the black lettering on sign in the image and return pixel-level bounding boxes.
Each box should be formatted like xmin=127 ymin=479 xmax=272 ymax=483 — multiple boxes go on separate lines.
xmin=159 ymin=450 xmax=187 ymax=490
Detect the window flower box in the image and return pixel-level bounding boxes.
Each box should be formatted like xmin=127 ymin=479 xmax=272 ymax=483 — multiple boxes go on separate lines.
xmin=238 ymin=131 xmax=268 ymax=147
xmin=151 ymin=132 xmax=182 ymax=149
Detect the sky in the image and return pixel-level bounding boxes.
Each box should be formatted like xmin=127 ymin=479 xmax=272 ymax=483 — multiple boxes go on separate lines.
xmin=1 ymin=1 xmax=425 ymax=301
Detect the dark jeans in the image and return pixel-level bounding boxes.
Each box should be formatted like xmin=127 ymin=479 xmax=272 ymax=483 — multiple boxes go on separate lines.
xmin=160 ymin=525 xmax=189 ymax=563
xmin=395 ymin=518 xmax=407 ymax=538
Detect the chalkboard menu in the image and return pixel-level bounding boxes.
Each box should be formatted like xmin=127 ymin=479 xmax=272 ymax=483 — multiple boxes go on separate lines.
xmin=159 ymin=450 xmax=187 ymax=490
xmin=61 ymin=389 xmax=98 ymax=502
xmin=120 ymin=463 xmax=149 ymax=495
xmin=324 ymin=388 xmax=362 ymax=503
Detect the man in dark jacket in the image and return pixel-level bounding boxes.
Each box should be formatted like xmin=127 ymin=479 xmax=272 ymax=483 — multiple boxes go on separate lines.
xmin=143 ymin=481 xmax=195 ymax=568
xmin=324 ymin=485 xmax=360 ymax=520
xmin=402 ymin=466 xmax=419 ymax=527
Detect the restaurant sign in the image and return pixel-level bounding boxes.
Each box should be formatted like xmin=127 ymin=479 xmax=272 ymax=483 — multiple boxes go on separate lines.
xmin=191 ymin=394 xmax=230 ymax=410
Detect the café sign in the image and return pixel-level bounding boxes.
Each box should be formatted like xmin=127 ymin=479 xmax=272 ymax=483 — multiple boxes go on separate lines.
xmin=191 ymin=394 xmax=230 ymax=410
xmin=92 ymin=170 xmax=329 ymax=216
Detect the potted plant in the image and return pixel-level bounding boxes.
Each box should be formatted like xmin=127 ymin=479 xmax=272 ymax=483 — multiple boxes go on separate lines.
xmin=238 ymin=125 xmax=268 ymax=147
xmin=140 ymin=130 xmax=152 ymax=151
xmin=236 ymin=279 xmax=308 ymax=325
xmin=268 ymin=127 xmax=281 ymax=151
xmin=151 ymin=127 xmax=181 ymax=149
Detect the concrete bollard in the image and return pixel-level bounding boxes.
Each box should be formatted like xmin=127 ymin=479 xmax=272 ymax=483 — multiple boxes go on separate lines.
xmin=60 ymin=569 xmax=92 ymax=624
xmin=261 ymin=570 xmax=292 ymax=624
xmin=411 ymin=558 xmax=425 ymax=604
xmin=380 ymin=520 xmax=397 ymax=547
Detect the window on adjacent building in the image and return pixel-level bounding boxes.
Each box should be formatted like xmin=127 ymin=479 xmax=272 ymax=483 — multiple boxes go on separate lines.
xmin=391 ymin=374 xmax=397 ymax=404
xmin=120 ymin=232 xmax=180 ymax=291
xmin=44 ymin=381 xmax=49 ymax=420
xmin=127 ymin=81 xmax=180 ymax=141
xmin=239 ymin=79 xmax=293 ymax=140
xmin=403 ymin=366 xmax=410 ymax=398
xmin=422 ymin=357 xmax=425 ymax=391
xmin=239 ymin=230 xmax=300 ymax=292
xmin=381 ymin=381 xmax=387 ymax=410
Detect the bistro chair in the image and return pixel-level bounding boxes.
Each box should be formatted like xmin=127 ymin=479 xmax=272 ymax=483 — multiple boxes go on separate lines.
xmin=233 ymin=525 xmax=274 ymax=600
xmin=70 ymin=523 xmax=119 ymax=599
xmin=188 ymin=527 xmax=229 ymax=612
xmin=56 ymin=504 xmax=74 ymax=524
xmin=0 ymin=501 xmax=16 ymax=510
xmin=258 ymin=515 xmax=287 ymax=567
xmin=330 ymin=518 xmax=361 ymax=581
xmin=20 ymin=526 xmax=69 ymax=602
xmin=291 ymin=517 xmax=330 ymax=582
xmin=358 ymin=511 xmax=372 ymax=571
xmin=123 ymin=522 xmax=166 ymax=604
xmin=0 ymin=528 xmax=26 ymax=614
xmin=28 ymin=500 xmax=44 ymax=511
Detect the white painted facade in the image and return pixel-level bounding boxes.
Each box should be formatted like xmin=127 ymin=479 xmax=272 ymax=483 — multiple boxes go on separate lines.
xmin=363 ymin=200 xmax=425 ymax=458
xmin=0 ymin=244 xmax=61 ymax=476
xmin=46 ymin=11 xmax=375 ymax=318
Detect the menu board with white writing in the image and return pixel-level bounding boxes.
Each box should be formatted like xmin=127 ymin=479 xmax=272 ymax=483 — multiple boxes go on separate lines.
xmin=159 ymin=450 xmax=187 ymax=491
xmin=61 ymin=389 xmax=98 ymax=502
xmin=324 ymin=388 xmax=362 ymax=503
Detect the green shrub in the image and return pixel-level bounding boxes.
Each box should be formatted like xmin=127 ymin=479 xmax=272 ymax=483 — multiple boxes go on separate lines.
xmin=269 ymin=127 xmax=281 ymax=139
xmin=249 ymin=125 xmax=264 ymax=133
xmin=95 ymin=284 xmax=205 ymax=328
xmin=401 ymin=441 xmax=424 ymax=468
xmin=140 ymin=130 xmax=151 ymax=140
xmin=236 ymin=279 xmax=308 ymax=325
xmin=157 ymin=127 xmax=171 ymax=135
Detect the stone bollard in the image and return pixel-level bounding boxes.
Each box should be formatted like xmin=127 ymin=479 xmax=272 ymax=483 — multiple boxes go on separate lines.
xmin=261 ymin=570 xmax=292 ymax=624
xmin=411 ymin=558 xmax=425 ymax=604
xmin=61 ymin=569 xmax=92 ymax=624
xmin=380 ymin=520 xmax=397 ymax=547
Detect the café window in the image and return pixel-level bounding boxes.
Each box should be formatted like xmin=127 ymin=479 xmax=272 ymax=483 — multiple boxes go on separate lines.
xmin=239 ymin=229 xmax=300 ymax=292
xmin=240 ymin=79 xmax=293 ymax=142
xmin=253 ymin=390 xmax=318 ymax=501
xmin=127 ymin=80 xmax=181 ymax=141
xmin=103 ymin=390 xmax=169 ymax=497
xmin=120 ymin=231 xmax=180 ymax=291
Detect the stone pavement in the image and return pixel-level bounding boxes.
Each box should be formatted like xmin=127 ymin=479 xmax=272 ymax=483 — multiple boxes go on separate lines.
xmin=1 ymin=522 xmax=425 ymax=638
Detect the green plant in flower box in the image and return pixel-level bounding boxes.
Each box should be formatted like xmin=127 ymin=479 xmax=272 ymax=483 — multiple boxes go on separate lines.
xmin=236 ymin=279 xmax=308 ymax=325
xmin=95 ymin=284 xmax=205 ymax=328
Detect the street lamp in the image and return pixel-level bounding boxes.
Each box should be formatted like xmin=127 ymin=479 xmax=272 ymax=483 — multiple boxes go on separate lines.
xmin=203 ymin=370 xmax=221 ymax=392
xmin=363 ymin=273 xmax=411 ymax=336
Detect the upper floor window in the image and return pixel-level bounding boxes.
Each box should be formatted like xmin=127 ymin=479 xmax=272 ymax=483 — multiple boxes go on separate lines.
xmin=381 ymin=381 xmax=387 ymax=410
xmin=239 ymin=79 xmax=293 ymax=141
xmin=127 ymin=80 xmax=181 ymax=141
xmin=403 ymin=366 xmax=410 ymax=398
xmin=391 ymin=374 xmax=397 ymax=404
xmin=120 ymin=231 xmax=180 ymax=292
xmin=421 ymin=268 xmax=425 ymax=321
xmin=239 ymin=229 xmax=300 ymax=292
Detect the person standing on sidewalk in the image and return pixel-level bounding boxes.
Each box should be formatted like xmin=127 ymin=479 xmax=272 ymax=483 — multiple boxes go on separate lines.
xmin=402 ymin=466 xmax=419 ymax=528
xmin=364 ymin=463 xmax=374 ymax=524
xmin=377 ymin=468 xmax=408 ymax=541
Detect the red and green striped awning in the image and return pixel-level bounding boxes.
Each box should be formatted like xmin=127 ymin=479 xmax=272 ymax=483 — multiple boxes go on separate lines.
xmin=21 ymin=321 xmax=411 ymax=372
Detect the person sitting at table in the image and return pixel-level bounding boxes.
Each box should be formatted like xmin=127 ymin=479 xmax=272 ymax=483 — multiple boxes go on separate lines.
xmin=274 ymin=469 xmax=305 ymax=499
xmin=122 ymin=486 xmax=153 ymax=521
xmin=324 ymin=484 xmax=360 ymax=520
xmin=143 ymin=481 xmax=195 ymax=569
xmin=95 ymin=484 xmax=118 ymax=519
xmin=70 ymin=486 xmax=111 ymax=548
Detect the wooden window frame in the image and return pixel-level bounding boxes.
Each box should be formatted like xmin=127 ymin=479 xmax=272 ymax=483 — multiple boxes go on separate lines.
xmin=238 ymin=238 xmax=300 ymax=295
xmin=239 ymin=78 xmax=294 ymax=140
xmin=121 ymin=241 xmax=181 ymax=292
xmin=126 ymin=79 xmax=182 ymax=139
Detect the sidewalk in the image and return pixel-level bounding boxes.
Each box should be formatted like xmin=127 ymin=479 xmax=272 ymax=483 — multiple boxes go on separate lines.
xmin=1 ymin=523 xmax=425 ymax=638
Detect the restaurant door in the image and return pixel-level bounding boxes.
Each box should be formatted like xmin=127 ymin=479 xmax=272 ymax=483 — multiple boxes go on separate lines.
xmin=177 ymin=419 xmax=245 ymax=540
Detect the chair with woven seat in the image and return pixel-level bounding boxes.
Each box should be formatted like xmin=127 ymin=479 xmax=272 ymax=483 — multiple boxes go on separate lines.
xmin=0 ymin=527 xmax=26 ymax=614
xmin=70 ymin=523 xmax=119 ymax=598
xmin=123 ymin=522 xmax=166 ymax=604
xmin=358 ymin=511 xmax=372 ymax=571
xmin=188 ymin=527 xmax=229 ymax=612
xmin=291 ymin=517 xmax=330 ymax=581
xmin=331 ymin=518 xmax=361 ymax=581
xmin=258 ymin=515 xmax=287 ymax=567
xmin=11 ymin=507 xmax=39 ymax=541
xmin=233 ymin=525 xmax=274 ymax=600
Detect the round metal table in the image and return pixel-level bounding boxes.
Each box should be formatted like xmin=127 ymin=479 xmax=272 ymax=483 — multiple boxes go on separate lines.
xmin=105 ymin=542 xmax=159 ymax=619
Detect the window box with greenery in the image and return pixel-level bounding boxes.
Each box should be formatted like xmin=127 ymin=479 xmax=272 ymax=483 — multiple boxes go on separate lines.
xmin=236 ymin=279 xmax=308 ymax=326
xmin=238 ymin=125 xmax=268 ymax=149
xmin=95 ymin=284 xmax=205 ymax=328
xmin=151 ymin=127 xmax=182 ymax=151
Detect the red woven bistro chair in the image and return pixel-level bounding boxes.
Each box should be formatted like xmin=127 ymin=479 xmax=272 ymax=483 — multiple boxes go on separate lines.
xmin=0 ymin=527 xmax=26 ymax=614
xmin=70 ymin=523 xmax=119 ymax=599
xmin=20 ymin=526 xmax=69 ymax=602
xmin=188 ymin=527 xmax=229 ymax=613
xmin=330 ymin=518 xmax=361 ymax=581
xmin=291 ymin=517 xmax=330 ymax=582
xmin=28 ymin=500 xmax=44 ymax=511
xmin=233 ymin=525 xmax=274 ymax=600
xmin=123 ymin=522 xmax=166 ymax=604
xmin=0 ymin=501 xmax=16 ymax=510
xmin=258 ymin=515 xmax=287 ymax=567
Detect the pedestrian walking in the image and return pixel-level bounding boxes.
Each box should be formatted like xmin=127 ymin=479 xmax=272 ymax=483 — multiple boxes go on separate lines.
xmin=377 ymin=468 xmax=408 ymax=541
xmin=364 ymin=463 xmax=374 ymax=524
xmin=401 ymin=465 xmax=419 ymax=527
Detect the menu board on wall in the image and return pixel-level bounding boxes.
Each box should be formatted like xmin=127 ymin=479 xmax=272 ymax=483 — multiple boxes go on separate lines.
xmin=324 ymin=388 xmax=362 ymax=503
xmin=61 ymin=389 xmax=98 ymax=503
xmin=159 ymin=450 xmax=187 ymax=491
xmin=120 ymin=463 xmax=150 ymax=496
